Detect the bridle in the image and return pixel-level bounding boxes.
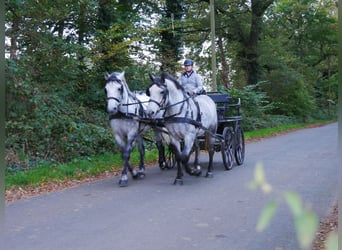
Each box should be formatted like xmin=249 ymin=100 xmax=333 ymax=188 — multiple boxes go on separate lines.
xmin=105 ymin=80 xmax=124 ymax=106
xmin=105 ymin=79 xmax=146 ymax=120
xmin=147 ymin=85 xmax=169 ymax=110
xmin=148 ymin=82 xmax=193 ymax=119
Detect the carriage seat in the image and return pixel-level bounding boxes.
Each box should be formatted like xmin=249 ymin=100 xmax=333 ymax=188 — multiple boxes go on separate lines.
xmin=206 ymin=92 xmax=232 ymax=120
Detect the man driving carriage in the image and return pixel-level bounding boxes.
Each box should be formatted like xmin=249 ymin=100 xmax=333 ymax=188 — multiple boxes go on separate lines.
xmin=178 ymin=59 xmax=206 ymax=95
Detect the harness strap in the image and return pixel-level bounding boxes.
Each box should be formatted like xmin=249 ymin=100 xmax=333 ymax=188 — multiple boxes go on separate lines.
xmin=109 ymin=112 xmax=137 ymax=120
xmin=149 ymin=99 xmax=162 ymax=107
xmin=164 ymin=117 xmax=202 ymax=128
xmin=165 ymin=116 xmax=217 ymax=138
xmin=192 ymin=97 xmax=201 ymax=123
xmin=109 ymin=110 xmax=145 ymax=121
xmin=107 ymin=97 xmax=121 ymax=103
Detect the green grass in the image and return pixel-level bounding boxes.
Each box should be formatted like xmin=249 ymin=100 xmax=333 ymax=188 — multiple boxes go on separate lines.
xmin=244 ymin=120 xmax=333 ymax=140
xmin=244 ymin=123 xmax=306 ymax=139
xmin=5 ymin=149 xmax=160 ymax=190
xmin=5 ymin=120 xmax=334 ymax=190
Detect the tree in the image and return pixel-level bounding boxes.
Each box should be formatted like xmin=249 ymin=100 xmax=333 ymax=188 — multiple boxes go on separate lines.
xmin=247 ymin=0 xmax=274 ymax=85
xmin=155 ymin=0 xmax=185 ymax=74
xmin=258 ymin=0 xmax=338 ymax=118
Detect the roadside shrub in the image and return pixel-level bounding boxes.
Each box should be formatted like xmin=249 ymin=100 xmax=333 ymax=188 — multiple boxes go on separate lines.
xmin=5 ymin=90 xmax=116 ymax=168
xmin=229 ymin=84 xmax=275 ymax=131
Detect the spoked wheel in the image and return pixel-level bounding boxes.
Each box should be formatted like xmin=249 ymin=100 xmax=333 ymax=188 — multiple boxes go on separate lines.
xmin=221 ymin=127 xmax=234 ymax=170
xmin=234 ymin=125 xmax=245 ymax=165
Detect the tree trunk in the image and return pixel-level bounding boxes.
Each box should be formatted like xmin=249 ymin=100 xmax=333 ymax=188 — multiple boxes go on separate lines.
xmin=245 ymin=0 xmax=274 ymax=85
xmin=217 ymin=33 xmax=230 ymax=89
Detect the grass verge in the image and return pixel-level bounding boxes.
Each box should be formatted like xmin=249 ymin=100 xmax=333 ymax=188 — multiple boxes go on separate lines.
xmin=5 ymin=149 xmax=159 ymax=190
xmin=244 ymin=120 xmax=333 ymax=140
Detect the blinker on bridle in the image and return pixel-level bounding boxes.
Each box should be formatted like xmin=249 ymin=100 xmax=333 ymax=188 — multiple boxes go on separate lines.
xmin=148 ymin=85 xmax=168 ymax=109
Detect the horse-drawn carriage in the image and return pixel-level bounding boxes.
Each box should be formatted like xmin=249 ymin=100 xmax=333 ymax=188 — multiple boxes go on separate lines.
xmin=104 ymin=71 xmax=245 ymax=186
xmin=204 ymin=92 xmax=245 ymax=170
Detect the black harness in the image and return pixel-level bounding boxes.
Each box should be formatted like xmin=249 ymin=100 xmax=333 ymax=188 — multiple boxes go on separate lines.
xmin=147 ymin=84 xmax=203 ymax=129
xmin=105 ymin=77 xmax=146 ymax=121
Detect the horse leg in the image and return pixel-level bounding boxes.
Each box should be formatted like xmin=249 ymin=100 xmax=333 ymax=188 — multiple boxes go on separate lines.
xmin=117 ymin=137 xmax=139 ymax=187
xmin=114 ymin=136 xmax=131 ymax=187
xmin=182 ymin=140 xmax=202 ymax=177
xmin=167 ymin=144 xmax=177 ymax=169
xmin=124 ymin=139 xmax=140 ymax=180
xmin=192 ymin=139 xmax=202 ymax=175
xmin=206 ymin=135 xmax=215 ymax=178
xmin=174 ymin=160 xmax=184 ymax=185
xmin=170 ymin=142 xmax=183 ymax=185
xmin=118 ymin=147 xmax=135 ymax=187
xmin=154 ymin=128 xmax=169 ymax=169
xmin=156 ymin=140 xmax=167 ymax=170
xmin=136 ymin=135 xmax=146 ymax=179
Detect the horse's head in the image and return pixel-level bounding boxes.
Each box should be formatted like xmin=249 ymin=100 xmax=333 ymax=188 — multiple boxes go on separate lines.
xmin=104 ymin=71 xmax=126 ymax=115
xmin=146 ymin=73 xmax=169 ymax=118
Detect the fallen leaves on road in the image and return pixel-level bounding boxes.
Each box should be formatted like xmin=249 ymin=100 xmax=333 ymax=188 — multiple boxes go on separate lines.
xmin=5 ymin=170 xmax=120 ymax=203
xmin=311 ymin=203 xmax=338 ymax=250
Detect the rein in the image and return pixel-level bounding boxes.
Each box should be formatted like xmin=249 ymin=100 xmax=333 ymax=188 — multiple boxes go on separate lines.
xmin=147 ymin=84 xmax=203 ymax=129
xmin=109 ymin=99 xmax=145 ymax=120
xmin=160 ymin=95 xmax=191 ymax=111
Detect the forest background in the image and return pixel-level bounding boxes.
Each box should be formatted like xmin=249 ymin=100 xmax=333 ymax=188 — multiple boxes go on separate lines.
xmin=5 ymin=0 xmax=338 ymax=170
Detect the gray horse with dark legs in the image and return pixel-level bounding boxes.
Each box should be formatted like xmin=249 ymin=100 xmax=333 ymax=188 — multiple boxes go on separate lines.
xmin=104 ymin=71 xmax=167 ymax=187
xmin=146 ymin=73 xmax=218 ymax=185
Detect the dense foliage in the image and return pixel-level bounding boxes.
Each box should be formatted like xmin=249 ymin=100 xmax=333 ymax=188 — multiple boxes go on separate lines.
xmin=5 ymin=0 xmax=337 ymax=168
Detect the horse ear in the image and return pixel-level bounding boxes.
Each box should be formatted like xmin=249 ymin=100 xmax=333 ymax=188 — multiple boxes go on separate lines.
xmin=149 ymin=73 xmax=155 ymax=81
xmin=104 ymin=72 xmax=110 ymax=80
xmin=161 ymin=72 xmax=168 ymax=83
xmin=118 ymin=71 xmax=125 ymax=79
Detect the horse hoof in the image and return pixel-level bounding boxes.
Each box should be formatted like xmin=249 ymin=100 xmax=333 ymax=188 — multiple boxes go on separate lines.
xmin=166 ymin=164 xmax=174 ymax=169
xmin=173 ymin=179 xmax=183 ymax=185
xmin=185 ymin=168 xmax=195 ymax=176
xmin=189 ymin=169 xmax=202 ymax=176
xmin=159 ymin=162 xmax=167 ymax=170
xmin=119 ymin=179 xmax=128 ymax=187
xmin=137 ymin=172 xmax=146 ymax=179
xmin=206 ymin=172 xmax=214 ymax=178
xmin=194 ymin=169 xmax=202 ymax=176
xmin=131 ymin=169 xmax=139 ymax=179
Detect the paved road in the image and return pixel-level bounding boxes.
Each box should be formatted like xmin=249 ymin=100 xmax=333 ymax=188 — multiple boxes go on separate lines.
xmin=3 ymin=123 xmax=338 ymax=250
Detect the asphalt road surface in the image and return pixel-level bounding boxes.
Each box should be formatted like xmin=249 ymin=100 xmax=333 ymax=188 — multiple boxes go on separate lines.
xmin=3 ymin=123 xmax=338 ymax=250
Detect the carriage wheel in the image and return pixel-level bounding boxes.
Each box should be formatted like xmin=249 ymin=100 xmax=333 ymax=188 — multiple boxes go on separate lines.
xmin=166 ymin=145 xmax=176 ymax=169
xmin=234 ymin=125 xmax=245 ymax=165
xmin=221 ymin=127 xmax=234 ymax=170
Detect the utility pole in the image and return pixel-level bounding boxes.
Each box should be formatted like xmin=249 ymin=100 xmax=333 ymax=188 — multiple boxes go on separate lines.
xmin=210 ymin=0 xmax=217 ymax=91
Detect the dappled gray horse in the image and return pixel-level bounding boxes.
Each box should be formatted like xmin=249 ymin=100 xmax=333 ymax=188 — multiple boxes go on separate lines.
xmin=146 ymin=72 xmax=218 ymax=185
xmin=104 ymin=71 xmax=167 ymax=187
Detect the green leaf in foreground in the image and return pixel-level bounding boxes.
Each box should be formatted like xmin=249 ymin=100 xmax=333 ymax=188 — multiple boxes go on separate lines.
xmin=247 ymin=163 xmax=272 ymax=193
xmin=256 ymin=200 xmax=278 ymax=232
xmin=325 ymin=232 xmax=338 ymax=250
xmin=294 ymin=211 xmax=318 ymax=249
xmin=284 ymin=191 xmax=303 ymax=217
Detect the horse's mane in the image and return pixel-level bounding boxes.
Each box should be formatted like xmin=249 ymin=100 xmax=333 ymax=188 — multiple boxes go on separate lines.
xmin=148 ymin=72 xmax=183 ymax=89
xmin=160 ymin=72 xmax=184 ymax=91
xmin=106 ymin=72 xmax=124 ymax=83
